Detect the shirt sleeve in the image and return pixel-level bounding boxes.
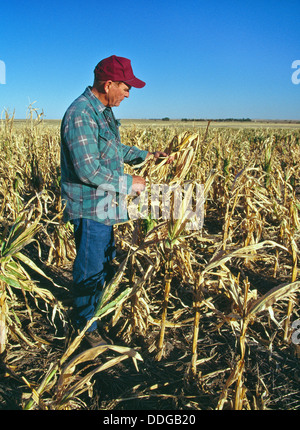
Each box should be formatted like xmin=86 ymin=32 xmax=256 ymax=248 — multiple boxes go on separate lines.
xmin=121 ymin=143 xmax=149 ymax=165
xmin=62 ymin=112 xmax=133 ymax=194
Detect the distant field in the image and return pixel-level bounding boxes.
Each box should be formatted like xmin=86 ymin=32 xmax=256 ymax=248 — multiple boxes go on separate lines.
xmin=119 ymin=118 xmax=300 ymax=129
xmin=6 ymin=118 xmax=300 ymax=130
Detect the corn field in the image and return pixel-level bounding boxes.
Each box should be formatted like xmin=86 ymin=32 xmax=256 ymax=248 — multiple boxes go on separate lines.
xmin=0 ymin=109 xmax=299 ymax=410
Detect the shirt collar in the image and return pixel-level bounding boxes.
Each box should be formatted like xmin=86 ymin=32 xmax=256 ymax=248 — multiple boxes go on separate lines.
xmin=83 ymin=86 xmax=106 ymax=115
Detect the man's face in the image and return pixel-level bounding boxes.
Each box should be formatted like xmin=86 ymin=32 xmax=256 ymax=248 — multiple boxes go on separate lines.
xmin=107 ymin=81 xmax=131 ymax=107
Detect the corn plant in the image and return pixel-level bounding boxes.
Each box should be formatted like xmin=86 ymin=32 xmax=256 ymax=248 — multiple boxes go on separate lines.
xmin=0 ymin=196 xmax=65 ymax=352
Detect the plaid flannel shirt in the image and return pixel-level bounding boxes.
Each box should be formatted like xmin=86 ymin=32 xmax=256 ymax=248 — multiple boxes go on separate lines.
xmin=60 ymin=86 xmax=148 ymax=225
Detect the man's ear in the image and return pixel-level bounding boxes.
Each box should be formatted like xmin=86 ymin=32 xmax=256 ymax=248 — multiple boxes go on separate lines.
xmin=104 ymin=80 xmax=113 ymax=93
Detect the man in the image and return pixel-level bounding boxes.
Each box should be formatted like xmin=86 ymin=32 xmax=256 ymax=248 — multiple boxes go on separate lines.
xmin=60 ymin=55 xmax=169 ymax=346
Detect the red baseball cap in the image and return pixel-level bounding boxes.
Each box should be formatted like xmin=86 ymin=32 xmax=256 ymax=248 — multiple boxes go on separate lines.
xmin=94 ymin=55 xmax=145 ymax=88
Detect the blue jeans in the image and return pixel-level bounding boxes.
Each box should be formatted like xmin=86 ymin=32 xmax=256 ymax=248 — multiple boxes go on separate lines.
xmin=71 ymin=218 xmax=116 ymax=332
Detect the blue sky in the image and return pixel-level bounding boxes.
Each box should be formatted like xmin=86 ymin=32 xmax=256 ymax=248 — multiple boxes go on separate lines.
xmin=1 ymin=0 xmax=299 ymax=120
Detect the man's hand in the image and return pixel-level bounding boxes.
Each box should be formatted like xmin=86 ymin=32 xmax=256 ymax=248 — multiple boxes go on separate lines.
xmin=147 ymin=151 xmax=174 ymax=164
xmin=132 ymin=175 xmax=146 ymax=195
